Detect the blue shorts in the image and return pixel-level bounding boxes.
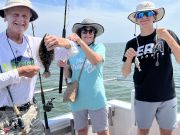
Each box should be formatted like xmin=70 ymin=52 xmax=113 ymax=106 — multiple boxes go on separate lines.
xmin=134 ymin=97 xmax=177 ymax=130
xmin=72 ymin=107 xmax=109 ymax=133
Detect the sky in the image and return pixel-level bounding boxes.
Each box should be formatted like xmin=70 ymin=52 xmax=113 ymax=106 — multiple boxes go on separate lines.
xmin=0 ymin=0 xmax=179 ymax=43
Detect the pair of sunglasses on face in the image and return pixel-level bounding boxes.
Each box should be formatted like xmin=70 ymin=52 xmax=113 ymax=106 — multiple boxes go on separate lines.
xmin=135 ymin=10 xmax=156 ymax=19
xmin=81 ymin=28 xmax=96 ymax=35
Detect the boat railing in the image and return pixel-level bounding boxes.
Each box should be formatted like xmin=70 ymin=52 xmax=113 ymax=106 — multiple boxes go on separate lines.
xmin=35 ymin=76 xmax=180 ymax=95
xmin=35 ymin=76 xmax=180 ymax=114
xmin=34 ymin=76 xmax=132 ymax=94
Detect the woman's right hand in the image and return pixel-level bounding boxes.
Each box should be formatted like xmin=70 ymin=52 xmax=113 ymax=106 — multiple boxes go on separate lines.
xmin=124 ymin=48 xmax=136 ymax=61
xmin=58 ymin=60 xmax=72 ymax=78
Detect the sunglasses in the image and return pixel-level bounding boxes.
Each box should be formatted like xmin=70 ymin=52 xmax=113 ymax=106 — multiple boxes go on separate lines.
xmin=135 ymin=10 xmax=155 ymax=19
xmin=81 ymin=28 xmax=96 ymax=35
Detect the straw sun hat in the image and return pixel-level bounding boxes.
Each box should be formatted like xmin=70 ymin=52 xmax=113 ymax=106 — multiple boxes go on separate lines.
xmin=72 ymin=18 xmax=104 ymax=37
xmin=128 ymin=1 xmax=165 ymax=24
xmin=0 ymin=0 xmax=38 ymax=21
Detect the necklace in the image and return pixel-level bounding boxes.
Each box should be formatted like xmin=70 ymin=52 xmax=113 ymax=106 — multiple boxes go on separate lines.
xmin=6 ymin=31 xmax=33 ymax=67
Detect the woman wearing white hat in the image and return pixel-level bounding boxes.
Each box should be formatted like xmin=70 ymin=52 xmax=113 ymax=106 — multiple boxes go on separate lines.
xmin=45 ymin=18 xmax=109 ymax=135
xmin=0 ymin=0 xmax=79 ymax=134
xmin=122 ymin=1 xmax=180 ymax=135
xmin=66 ymin=18 xmax=109 ymax=135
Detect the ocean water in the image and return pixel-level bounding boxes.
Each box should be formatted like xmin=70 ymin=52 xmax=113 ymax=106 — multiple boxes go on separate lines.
xmin=35 ymin=43 xmax=180 ymax=118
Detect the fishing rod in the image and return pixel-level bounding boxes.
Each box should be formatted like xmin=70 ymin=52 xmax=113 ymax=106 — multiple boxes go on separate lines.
xmin=59 ymin=0 xmax=68 ymax=93
xmin=31 ymin=23 xmax=54 ymax=135
xmin=0 ymin=66 xmax=25 ymax=132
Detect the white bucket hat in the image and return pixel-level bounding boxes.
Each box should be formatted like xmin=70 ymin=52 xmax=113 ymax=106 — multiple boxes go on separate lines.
xmin=72 ymin=18 xmax=104 ymax=37
xmin=0 ymin=0 xmax=38 ymax=22
xmin=128 ymin=1 xmax=165 ymax=24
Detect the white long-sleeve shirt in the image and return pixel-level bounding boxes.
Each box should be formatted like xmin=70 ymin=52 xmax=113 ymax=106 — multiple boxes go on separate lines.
xmin=0 ymin=31 xmax=78 ymax=107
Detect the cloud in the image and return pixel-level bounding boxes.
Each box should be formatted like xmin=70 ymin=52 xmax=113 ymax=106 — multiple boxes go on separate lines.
xmin=24 ymin=0 xmax=134 ymax=43
xmin=0 ymin=0 xmax=179 ymax=43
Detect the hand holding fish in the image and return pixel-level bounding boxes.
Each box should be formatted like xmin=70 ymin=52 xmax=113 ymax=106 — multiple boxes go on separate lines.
xmin=135 ymin=57 xmax=141 ymax=72
xmin=17 ymin=65 xmax=40 ymax=78
xmin=156 ymin=28 xmax=171 ymax=42
xmin=68 ymin=33 xmax=82 ymax=45
xmin=124 ymin=48 xmax=136 ymax=61
xmin=44 ymin=35 xmax=71 ymax=51
xmin=125 ymin=48 xmax=141 ymax=71
xmin=39 ymin=34 xmax=77 ymax=78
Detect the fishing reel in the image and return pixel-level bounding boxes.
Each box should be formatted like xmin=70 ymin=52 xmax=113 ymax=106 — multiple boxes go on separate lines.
xmin=43 ymin=98 xmax=55 ymax=112
xmin=9 ymin=116 xmax=25 ymax=130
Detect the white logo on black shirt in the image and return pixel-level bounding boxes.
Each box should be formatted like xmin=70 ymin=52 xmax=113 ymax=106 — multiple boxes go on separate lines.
xmin=136 ymin=42 xmax=164 ymax=59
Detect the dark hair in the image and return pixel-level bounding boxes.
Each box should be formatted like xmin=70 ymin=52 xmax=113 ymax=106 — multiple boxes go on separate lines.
xmin=76 ymin=26 xmax=97 ymax=38
xmin=75 ymin=26 xmax=97 ymax=45
xmin=77 ymin=29 xmax=82 ymax=38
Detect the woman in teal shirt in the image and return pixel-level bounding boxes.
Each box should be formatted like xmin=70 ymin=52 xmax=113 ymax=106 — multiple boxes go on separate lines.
xmin=68 ymin=18 xmax=109 ymax=135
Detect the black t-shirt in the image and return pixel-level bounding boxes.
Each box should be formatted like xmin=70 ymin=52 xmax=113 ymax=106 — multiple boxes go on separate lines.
xmin=122 ymin=30 xmax=180 ymax=102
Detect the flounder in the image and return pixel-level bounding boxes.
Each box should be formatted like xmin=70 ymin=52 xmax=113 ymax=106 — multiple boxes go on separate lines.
xmin=39 ymin=34 xmax=54 ymax=78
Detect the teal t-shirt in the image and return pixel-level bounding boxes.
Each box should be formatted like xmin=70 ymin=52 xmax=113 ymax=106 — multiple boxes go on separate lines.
xmin=69 ymin=43 xmax=107 ymax=112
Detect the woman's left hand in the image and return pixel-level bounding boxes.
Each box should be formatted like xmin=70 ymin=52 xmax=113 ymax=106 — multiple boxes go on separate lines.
xmin=44 ymin=35 xmax=70 ymax=51
xmin=68 ymin=33 xmax=82 ymax=44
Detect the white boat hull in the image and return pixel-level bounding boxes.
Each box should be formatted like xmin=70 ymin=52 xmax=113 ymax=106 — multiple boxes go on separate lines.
xmin=46 ymin=99 xmax=180 ymax=135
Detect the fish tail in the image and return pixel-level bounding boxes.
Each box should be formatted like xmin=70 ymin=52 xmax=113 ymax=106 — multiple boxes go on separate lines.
xmin=42 ymin=71 xmax=51 ymax=78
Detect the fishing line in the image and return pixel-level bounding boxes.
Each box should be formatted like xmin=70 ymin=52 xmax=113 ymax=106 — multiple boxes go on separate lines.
xmin=66 ymin=0 xmax=71 ymax=30
xmin=31 ymin=22 xmax=52 ymax=135
xmin=133 ymin=23 xmax=141 ymax=71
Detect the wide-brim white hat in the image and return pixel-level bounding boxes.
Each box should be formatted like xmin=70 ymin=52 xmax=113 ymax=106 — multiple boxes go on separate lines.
xmin=0 ymin=0 xmax=38 ymax=22
xmin=72 ymin=18 xmax=104 ymax=37
xmin=128 ymin=1 xmax=165 ymax=24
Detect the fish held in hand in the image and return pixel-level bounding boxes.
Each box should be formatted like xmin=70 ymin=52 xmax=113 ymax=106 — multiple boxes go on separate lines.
xmin=39 ymin=33 xmax=54 ymax=78
xmin=135 ymin=56 xmax=141 ymax=72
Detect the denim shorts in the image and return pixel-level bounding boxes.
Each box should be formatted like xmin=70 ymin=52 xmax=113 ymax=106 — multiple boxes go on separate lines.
xmin=134 ymin=97 xmax=177 ymax=130
xmin=72 ymin=107 xmax=109 ymax=133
